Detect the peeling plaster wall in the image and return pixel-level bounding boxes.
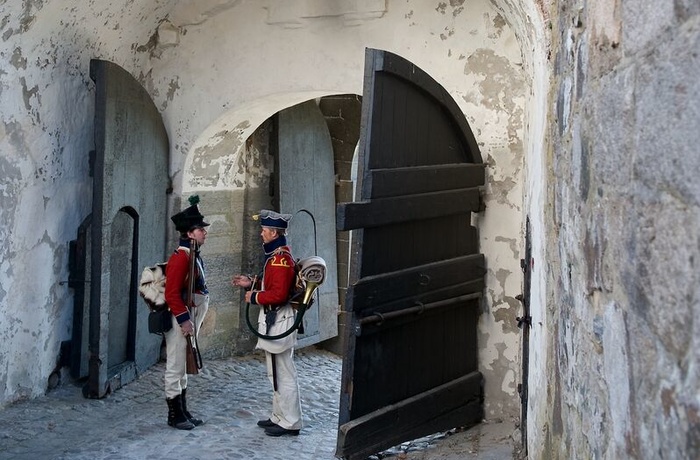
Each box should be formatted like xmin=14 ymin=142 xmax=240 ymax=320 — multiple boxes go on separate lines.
xmin=147 ymin=0 xmax=526 ymax=420
xmin=487 ymin=0 xmax=554 ymax=451
xmin=0 ymin=0 xmax=529 ymax=428
xmin=0 ymin=0 xmax=177 ymax=406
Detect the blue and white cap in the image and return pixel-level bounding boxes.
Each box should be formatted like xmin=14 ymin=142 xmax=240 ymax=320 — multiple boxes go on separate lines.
xmin=254 ymin=209 xmax=292 ymax=229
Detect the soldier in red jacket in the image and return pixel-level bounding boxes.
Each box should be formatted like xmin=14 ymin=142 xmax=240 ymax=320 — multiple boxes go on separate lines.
xmin=232 ymin=209 xmax=302 ymax=437
xmin=163 ymin=195 xmax=210 ymax=430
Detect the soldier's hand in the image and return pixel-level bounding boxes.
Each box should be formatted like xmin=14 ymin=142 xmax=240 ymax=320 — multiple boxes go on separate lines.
xmin=180 ymin=320 xmax=194 ymax=336
xmin=232 ymin=275 xmax=252 ymax=289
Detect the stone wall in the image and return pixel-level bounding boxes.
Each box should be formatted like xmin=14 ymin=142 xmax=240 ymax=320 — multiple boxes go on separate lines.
xmin=531 ymin=0 xmax=700 ymax=457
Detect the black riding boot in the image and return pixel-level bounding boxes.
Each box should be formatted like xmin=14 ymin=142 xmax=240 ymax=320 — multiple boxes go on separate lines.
xmin=167 ymin=394 xmax=195 ymax=430
xmin=181 ymin=388 xmax=204 ymax=426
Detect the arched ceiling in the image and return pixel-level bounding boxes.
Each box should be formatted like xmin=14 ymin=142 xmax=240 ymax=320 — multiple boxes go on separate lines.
xmin=150 ymin=0 xmax=547 ymax=193
xmin=2 ymin=0 xmax=548 ymax=193
xmin=182 ymin=90 xmax=344 ymax=192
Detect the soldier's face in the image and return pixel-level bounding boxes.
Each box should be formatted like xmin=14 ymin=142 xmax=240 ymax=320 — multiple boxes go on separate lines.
xmin=188 ymin=227 xmax=207 ymax=245
xmin=260 ymin=227 xmax=278 ymax=244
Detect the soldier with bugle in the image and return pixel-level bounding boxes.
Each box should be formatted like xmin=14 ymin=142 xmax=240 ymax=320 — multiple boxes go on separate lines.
xmin=231 ymin=209 xmax=303 ymax=437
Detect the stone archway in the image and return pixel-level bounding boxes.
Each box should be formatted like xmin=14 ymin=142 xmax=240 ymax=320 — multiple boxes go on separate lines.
xmin=160 ymin=0 xmax=538 ymax=433
xmin=178 ymin=92 xmax=359 ymax=355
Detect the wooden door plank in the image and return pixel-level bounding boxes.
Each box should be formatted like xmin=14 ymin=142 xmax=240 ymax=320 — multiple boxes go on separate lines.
xmin=371 ymin=50 xmax=482 ymax=165
xmin=353 ymin=278 xmax=485 ymax=324
xmin=337 ymin=188 xmax=481 ymax=231
xmin=348 ymin=297 xmax=480 ymax=417
xmin=347 ymin=254 xmax=485 ymax=310
xmin=356 ymin=217 xmax=478 ymax=276
xmin=337 ymin=371 xmax=484 ymax=460
xmin=368 ymin=164 xmax=486 ymax=198
xmin=371 ymin=72 xmax=472 ymax=168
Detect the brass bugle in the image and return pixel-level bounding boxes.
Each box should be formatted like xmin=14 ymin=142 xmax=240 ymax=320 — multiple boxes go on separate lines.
xmin=301 ymin=281 xmax=320 ymax=306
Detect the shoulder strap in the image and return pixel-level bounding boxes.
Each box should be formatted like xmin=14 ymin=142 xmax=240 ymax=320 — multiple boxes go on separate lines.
xmin=271 ymin=246 xmax=293 ymax=258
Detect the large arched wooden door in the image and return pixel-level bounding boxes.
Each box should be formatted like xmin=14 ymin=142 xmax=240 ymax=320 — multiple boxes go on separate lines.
xmin=83 ymin=59 xmax=169 ymax=398
xmin=336 ymin=48 xmax=486 ymax=459
xmin=276 ymin=100 xmax=339 ymax=347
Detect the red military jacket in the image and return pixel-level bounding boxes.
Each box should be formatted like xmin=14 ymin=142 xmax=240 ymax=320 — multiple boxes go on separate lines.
xmin=250 ymin=246 xmax=295 ymax=307
xmin=165 ymin=246 xmax=206 ymax=324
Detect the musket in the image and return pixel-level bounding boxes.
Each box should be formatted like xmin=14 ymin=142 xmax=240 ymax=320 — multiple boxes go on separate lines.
xmin=185 ymin=238 xmax=203 ymax=374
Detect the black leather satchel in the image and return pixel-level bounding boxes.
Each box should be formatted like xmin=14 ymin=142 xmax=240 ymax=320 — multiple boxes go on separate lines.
xmin=148 ymin=309 xmax=173 ymax=334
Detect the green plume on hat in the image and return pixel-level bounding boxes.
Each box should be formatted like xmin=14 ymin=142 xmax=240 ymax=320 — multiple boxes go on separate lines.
xmin=188 ymin=195 xmax=200 ymax=206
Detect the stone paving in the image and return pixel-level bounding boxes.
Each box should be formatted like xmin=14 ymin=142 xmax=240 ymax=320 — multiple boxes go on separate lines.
xmin=0 ymin=347 xmax=521 ymax=460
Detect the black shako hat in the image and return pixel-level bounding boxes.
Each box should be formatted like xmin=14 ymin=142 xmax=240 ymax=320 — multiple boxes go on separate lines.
xmin=254 ymin=209 xmax=292 ymax=229
xmin=171 ymin=195 xmax=210 ymax=232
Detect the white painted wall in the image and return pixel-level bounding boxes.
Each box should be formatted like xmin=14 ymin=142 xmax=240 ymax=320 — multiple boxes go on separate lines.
xmin=0 ymin=0 xmax=530 ymax=431
xmin=0 ymin=0 xmax=175 ymax=404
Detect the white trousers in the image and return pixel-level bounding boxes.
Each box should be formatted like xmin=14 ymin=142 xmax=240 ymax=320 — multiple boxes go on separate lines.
xmin=266 ymin=347 xmax=303 ymax=430
xmin=164 ymin=293 xmax=209 ymax=399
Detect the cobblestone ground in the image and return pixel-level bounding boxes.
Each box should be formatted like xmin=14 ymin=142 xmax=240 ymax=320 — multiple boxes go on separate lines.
xmin=0 ymin=347 xmax=520 ymax=460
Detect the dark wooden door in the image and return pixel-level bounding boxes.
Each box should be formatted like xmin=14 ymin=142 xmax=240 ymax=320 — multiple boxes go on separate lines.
xmin=335 ymin=48 xmax=486 ymax=460
xmin=84 ymin=59 xmax=169 ymax=398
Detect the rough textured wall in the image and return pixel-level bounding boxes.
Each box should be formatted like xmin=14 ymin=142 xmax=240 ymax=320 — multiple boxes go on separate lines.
xmin=536 ymin=0 xmax=700 ymax=457
xmin=176 ymin=118 xmax=279 ymax=357
xmin=466 ymin=34 xmax=526 ymax=421
xmin=490 ymin=0 xmax=554 ymax=449
xmin=0 ymin=0 xmax=176 ymax=407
